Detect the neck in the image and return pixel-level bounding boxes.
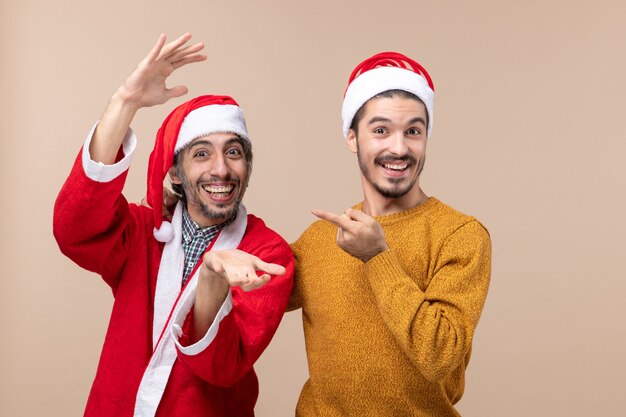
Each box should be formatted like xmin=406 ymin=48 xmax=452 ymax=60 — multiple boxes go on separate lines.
xmin=361 ymin=182 xmax=428 ymax=217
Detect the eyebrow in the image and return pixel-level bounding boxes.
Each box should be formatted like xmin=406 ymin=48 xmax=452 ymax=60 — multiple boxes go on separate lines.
xmin=187 ymin=136 xmax=243 ymax=153
xmin=224 ymin=138 xmax=244 ymax=147
xmin=367 ymin=116 xmax=427 ymax=126
xmin=188 ymin=139 xmax=213 ymax=150
xmin=408 ymin=117 xmax=427 ymax=126
xmin=367 ymin=116 xmax=392 ymax=125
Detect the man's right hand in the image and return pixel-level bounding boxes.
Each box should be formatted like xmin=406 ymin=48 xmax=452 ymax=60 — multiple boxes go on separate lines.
xmin=90 ymin=33 xmax=206 ymax=165
xmin=116 ymin=33 xmax=206 ymax=109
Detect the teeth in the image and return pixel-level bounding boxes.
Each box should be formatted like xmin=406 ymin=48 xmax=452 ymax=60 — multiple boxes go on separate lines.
xmin=383 ymin=163 xmax=408 ymax=171
xmin=202 ymin=185 xmax=234 ymax=193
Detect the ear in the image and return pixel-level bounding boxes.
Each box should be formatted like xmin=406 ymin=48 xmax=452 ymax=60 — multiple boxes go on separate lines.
xmin=346 ymin=129 xmax=358 ymax=154
xmin=168 ymin=166 xmax=181 ymax=185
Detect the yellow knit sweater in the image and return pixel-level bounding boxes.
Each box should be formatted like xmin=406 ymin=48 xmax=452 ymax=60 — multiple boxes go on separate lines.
xmin=289 ymin=197 xmax=491 ymax=417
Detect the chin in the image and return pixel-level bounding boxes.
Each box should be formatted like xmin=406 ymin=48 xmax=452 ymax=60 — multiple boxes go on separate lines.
xmin=374 ymin=179 xmax=418 ymax=199
xmin=376 ymin=187 xmax=412 ymax=199
xmin=201 ymin=201 xmax=240 ymax=221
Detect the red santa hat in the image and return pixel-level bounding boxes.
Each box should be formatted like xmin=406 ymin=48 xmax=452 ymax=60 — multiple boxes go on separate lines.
xmin=146 ymin=95 xmax=249 ymax=242
xmin=341 ymin=51 xmax=435 ymax=138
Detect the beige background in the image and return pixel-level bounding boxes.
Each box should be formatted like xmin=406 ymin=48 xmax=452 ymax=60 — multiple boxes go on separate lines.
xmin=1 ymin=0 xmax=625 ymax=416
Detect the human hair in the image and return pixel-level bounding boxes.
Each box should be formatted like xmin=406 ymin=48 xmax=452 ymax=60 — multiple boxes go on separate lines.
xmin=171 ymin=134 xmax=253 ymax=199
xmin=349 ymin=89 xmax=428 ymax=136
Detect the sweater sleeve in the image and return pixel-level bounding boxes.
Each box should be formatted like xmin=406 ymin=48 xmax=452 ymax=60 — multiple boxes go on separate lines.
xmin=364 ymin=220 xmax=491 ymax=382
xmin=53 ymin=123 xmax=140 ymax=290
xmin=174 ymin=235 xmax=295 ymax=386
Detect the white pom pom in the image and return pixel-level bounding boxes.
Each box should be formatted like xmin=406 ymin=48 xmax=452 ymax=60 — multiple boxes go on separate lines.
xmin=153 ymin=221 xmax=174 ymax=243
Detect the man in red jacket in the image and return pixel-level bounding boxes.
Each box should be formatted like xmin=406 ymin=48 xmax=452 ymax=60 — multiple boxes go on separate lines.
xmin=53 ymin=33 xmax=294 ymax=417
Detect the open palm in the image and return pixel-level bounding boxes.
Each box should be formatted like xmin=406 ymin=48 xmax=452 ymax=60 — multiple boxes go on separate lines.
xmin=120 ymin=33 xmax=206 ymax=108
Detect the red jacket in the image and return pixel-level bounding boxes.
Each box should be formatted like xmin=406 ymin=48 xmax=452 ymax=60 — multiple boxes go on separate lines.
xmin=53 ymin=149 xmax=294 ymax=417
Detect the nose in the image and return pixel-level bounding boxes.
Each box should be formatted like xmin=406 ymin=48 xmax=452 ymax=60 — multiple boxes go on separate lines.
xmin=388 ymin=131 xmax=409 ymax=155
xmin=209 ymin=153 xmax=229 ymax=178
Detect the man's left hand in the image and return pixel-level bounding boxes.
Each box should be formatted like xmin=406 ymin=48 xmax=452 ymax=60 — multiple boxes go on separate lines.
xmin=140 ymin=187 xmax=180 ymax=220
xmin=312 ymin=208 xmax=389 ymax=262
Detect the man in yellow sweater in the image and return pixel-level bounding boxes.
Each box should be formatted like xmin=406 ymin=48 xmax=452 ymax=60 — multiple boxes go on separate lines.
xmin=288 ymin=52 xmax=492 ymax=416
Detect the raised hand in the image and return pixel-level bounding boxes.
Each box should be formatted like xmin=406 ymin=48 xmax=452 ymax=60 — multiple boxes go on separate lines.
xmin=118 ymin=33 xmax=206 ymax=108
xmin=201 ymin=249 xmax=286 ymax=292
xmin=90 ymin=33 xmax=206 ymax=164
xmin=312 ymin=208 xmax=389 ymax=262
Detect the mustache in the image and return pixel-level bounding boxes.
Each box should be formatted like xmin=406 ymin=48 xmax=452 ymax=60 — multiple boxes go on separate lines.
xmin=374 ymin=154 xmax=417 ymax=166
xmin=196 ymin=175 xmax=241 ymax=184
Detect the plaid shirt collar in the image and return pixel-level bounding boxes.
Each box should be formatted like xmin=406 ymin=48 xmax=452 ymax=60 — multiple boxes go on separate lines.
xmin=181 ymin=207 xmax=223 ymax=246
xmin=180 ymin=206 xmax=237 ymax=286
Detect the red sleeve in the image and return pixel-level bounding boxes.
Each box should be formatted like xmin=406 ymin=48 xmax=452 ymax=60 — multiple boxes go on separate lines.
xmin=53 ymin=148 xmax=144 ymax=291
xmin=175 ymin=220 xmax=295 ymax=387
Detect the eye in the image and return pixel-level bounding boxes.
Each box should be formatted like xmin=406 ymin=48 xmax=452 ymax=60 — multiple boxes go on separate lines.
xmin=226 ymin=147 xmax=243 ymax=157
xmin=373 ymin=127 xmax=387 ymax=135
xmin=194 ymin=150 xmax=208 ymax=158
xmin=406 ymin=127 xmax=421 ymax=136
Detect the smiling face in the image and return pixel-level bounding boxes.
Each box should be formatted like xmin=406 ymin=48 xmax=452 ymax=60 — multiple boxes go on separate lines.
xmin=169 ymin=132 xmax=251 ymax=227
xmin=347 ymin=94 xmax=428 ymax=207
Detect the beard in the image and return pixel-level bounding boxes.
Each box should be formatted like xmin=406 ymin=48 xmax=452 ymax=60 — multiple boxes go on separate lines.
xmin=176 ymin=164 xmax=248 ymax=222
xmin=357 ymin=150 xmax=425 ymax=199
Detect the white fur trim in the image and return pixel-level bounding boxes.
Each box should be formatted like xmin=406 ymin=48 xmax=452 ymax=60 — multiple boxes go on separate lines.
xmin=133 ymin=343 xmax=177 ymax=417
xmin=341 ymin=66 xmax=434 ymax=138
xmin=82 ymin=121 xmax=137 ymax=182
xmin=176 ymin=104 xmax=249 ymax=153
xmin=134 ymin=205 xmax=247 ymax=417
xmin=151 ymin=203 xmax=184 ymax=347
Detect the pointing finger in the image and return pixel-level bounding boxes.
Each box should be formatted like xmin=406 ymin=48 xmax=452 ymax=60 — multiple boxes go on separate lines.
xmin=312 ymin=209 xmax=353 ymax=230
